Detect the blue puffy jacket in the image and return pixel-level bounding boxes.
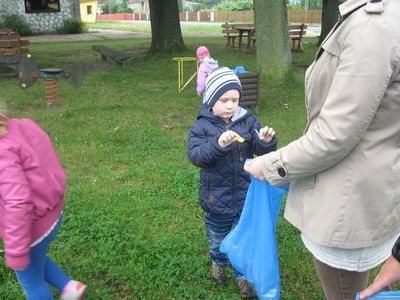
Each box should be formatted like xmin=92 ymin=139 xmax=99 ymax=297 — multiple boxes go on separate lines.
xmin=188 ymin=104 xmax=277 ymax=217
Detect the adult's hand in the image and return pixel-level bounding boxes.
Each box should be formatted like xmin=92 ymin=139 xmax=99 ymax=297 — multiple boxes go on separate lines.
xmin=359 ymin=255 xmax=400 ymax=299
xmin=244 ymin=156 xmax=267 ymax=180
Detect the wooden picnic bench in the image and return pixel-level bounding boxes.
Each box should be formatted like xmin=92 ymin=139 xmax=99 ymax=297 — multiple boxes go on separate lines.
xmin=92 ymin=45 xmax=133 ymax=65
xmin=0 ymin=28 xmax=30 ymax=77
xmin=221 ymin=23 xmax=255 ymax=49
xmin=248 ymin=23 xmax=308 ymax=53
xmin=221 ymin=22 xmax=240 ymax=48
xmin=288 ymin=23 xmax=308 ymax=52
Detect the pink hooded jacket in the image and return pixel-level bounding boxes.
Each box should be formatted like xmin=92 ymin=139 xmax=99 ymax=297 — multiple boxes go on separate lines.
xmin=0 ymin=119 xmax=65 ymax=269
xmin=196 ymin=57 xmax=219 ymax=94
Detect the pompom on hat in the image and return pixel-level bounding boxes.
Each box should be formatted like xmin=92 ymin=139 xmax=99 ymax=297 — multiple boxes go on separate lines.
xmin=196 ymin=46 xmax=210 ymax=60
xmin=204 ymin=67 xmax=242 ymax=108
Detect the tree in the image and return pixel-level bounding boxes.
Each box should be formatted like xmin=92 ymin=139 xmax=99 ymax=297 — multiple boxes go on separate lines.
xmin=178 ymin=0 xmax=183 ymax=12
xmin=301 ymin=0 xmax=322 ymax=10
xmin=118 ymin=0 xmax=133 ymax=13
xmin=318 ymin=0 xmax=339 ymax=45
xmin=148 ymin=0 xmax=186 ymax=53
xmin=216 ymin=0 xmax=253 ymax=11
xmin=254 ymin=0 xmax=291 ymax=82
xmin=196 ymin=0 xmax=223 ymax=8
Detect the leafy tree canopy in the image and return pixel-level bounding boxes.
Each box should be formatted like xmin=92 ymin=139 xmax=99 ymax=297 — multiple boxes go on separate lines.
xmin=288 ymin=0 xmax=322 ymax=10
xmin=195 ymin=0 xmax=223 ymax=8
xmin=215 ymin=0 xmax=253 ymax=11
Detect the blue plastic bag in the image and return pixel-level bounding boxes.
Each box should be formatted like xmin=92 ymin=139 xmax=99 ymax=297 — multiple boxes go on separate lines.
xmin=232 ymin=65 xmax=249 ymax=74
xmin=355 ymin=291 xmax=400 ymax=299
xmin=220 ymin=175 xmax=288 ymax=300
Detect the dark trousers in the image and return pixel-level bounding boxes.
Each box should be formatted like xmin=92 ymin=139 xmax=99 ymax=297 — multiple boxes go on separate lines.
xmin=313 ymin=257 xmax=369 ymax=300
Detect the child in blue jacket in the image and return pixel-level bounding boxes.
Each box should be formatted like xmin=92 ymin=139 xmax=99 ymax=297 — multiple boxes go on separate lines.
xmin=187 ymin=67 xmax=277 ymax=298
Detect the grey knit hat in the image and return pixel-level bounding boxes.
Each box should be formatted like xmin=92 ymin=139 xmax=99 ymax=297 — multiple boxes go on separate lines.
xmin=203 ymin=67 xmax=242 ymax=108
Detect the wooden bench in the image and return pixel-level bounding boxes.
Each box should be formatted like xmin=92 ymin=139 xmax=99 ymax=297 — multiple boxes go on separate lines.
xmin=221 ymin=23 xmax=255 ymax=49
xmin=0 ymin=28 xmax=30 ymax=77
xmin=221 ymin=22 xmax=240 ymax=48
xmin=92 ymin=45 xmax=133 ymax=65
xmin=288 ymin=23 xmax=307 ymax=52
xmin=250 ymin=35 xmax=257 ymax=52
xmin=249 ymin=23 xmax=308 ymax=53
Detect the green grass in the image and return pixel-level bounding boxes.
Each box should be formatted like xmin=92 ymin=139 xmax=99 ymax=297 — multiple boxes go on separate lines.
xmin=0 ymin=32 xmax=329 ymax=299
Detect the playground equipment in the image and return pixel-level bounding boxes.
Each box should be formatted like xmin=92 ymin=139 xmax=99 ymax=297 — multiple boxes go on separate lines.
xmin=172 ymin=57 xmax=198 ymax=93
xmin=2 ymin=52 xmax=90 ymax=107
xmin=0 ymin=28 xmax=90 ymax=107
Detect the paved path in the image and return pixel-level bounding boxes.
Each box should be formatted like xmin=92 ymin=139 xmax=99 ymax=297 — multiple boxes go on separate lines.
xmin=24 ymin=29 xmax=148 ymax=43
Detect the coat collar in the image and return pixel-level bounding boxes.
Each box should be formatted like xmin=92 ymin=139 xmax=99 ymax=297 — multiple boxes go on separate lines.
xmin=199 ymin=104 xmax=248 ymax=124
xmin=339 ymin=0 xmax=368 ymax=17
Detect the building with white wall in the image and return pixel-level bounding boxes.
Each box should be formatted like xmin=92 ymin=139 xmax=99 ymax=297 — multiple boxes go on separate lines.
xmin=0 ymin=0 xmax=80 ymax=33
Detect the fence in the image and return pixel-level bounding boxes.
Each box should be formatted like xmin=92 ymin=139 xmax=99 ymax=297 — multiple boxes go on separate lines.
xmin=97 ymin=10 xmax=322 ymax=24
xmin=288 ymin=10 xmax=321 ymax=24
xmin=97 ymin=13 xmax=134 ymax=21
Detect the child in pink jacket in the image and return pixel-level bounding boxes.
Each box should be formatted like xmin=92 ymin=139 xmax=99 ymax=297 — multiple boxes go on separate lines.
xmin=0 ymin=110 xmax=86 ymax=300
xmin=196 ymin=46 xmax=219 ymax=99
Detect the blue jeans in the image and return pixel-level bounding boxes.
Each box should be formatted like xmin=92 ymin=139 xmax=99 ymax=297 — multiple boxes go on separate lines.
xmin=204 ymin=213 xmax=244 ymax=280
xmin=15 ymin=214 xmax=71 ymax=300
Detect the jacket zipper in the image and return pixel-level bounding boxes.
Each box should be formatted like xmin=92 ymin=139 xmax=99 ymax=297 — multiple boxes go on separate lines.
xmin=226 ymin=122 xmax=238 ymax=214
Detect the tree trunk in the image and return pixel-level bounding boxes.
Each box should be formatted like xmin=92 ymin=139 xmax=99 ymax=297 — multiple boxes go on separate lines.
xmin=148 ymin=0 xmax=186 ymax=53
xmin=254 ymin=0 xmax=291 ymax=83
xmin=318 ymin=0 xmax=340 ymax=46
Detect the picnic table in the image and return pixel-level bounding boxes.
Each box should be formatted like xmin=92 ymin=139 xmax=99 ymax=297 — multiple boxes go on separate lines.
xmin=233 ymin=25 xmax=255 ymax=50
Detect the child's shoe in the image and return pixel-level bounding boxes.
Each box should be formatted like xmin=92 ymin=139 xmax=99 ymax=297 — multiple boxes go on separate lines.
xmin=211 ymin=264 xmax=227 ymax=284
xmin=236 ymin=279 xmax=257 ymax=298
xmin=61 ymin=280 xmax=87 ymax=300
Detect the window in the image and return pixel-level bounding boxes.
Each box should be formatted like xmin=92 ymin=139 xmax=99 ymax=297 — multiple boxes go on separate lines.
xmin=87 ymin=5 xmax=92 ymax=15
xmin=25 ymin=0 xmax=60 ymax=13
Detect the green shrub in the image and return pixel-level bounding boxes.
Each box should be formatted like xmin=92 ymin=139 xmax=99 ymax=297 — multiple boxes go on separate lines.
xmin=56 ymin=18 xmax=87 ymax=34
xmin=215 ymin=0 xmax=253 ymax=11
xmin=0 ymin=12 xmax=32 ymax=36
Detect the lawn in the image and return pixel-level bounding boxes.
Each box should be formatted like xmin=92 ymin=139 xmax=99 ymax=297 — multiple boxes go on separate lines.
xmin=0 ymin=30 xmax=326 ymax=299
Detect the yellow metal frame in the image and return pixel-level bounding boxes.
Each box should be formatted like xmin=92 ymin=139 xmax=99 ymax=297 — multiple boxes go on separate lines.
xmin=172 ymin=57 xmax=198 ymax=93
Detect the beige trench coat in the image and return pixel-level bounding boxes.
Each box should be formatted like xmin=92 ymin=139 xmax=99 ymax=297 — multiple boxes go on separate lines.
xmin=261 ymin=0 xmax=400 ymax=248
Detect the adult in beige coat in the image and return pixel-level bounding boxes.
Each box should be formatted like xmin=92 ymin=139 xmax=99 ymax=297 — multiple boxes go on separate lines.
xmin=245 ymin=0 xmax=400 ymax=299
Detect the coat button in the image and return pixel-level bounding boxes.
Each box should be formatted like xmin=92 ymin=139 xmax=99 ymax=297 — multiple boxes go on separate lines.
xmin=278 ymin=167 xmax=286 ymax=177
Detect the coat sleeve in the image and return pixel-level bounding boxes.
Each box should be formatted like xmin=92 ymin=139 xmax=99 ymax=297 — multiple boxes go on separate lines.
xmin=0 ymin=149 xmax=33 ymax=270
xmin=188 ymin=121 xmax=231 ymax=168
xmin=260 ymin=16 xmax=397 ymax=185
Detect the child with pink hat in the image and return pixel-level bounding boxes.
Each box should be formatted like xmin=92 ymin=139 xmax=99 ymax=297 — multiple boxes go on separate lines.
xmin=196 ymin=46 xmax=219 ymax=99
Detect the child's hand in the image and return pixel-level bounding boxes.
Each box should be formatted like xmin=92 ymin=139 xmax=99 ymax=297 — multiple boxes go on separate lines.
xmin=197 ymin=91 xmax=202 ymax=96
xmin=218 ymin=130 xmax=240 ymax=148
xmin=259 ymin=126 xmax=275 ymax=143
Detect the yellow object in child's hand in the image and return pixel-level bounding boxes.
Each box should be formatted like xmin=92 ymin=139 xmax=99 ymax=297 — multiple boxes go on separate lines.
xmin=235 ymin=134 xmax=245 ymax=143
